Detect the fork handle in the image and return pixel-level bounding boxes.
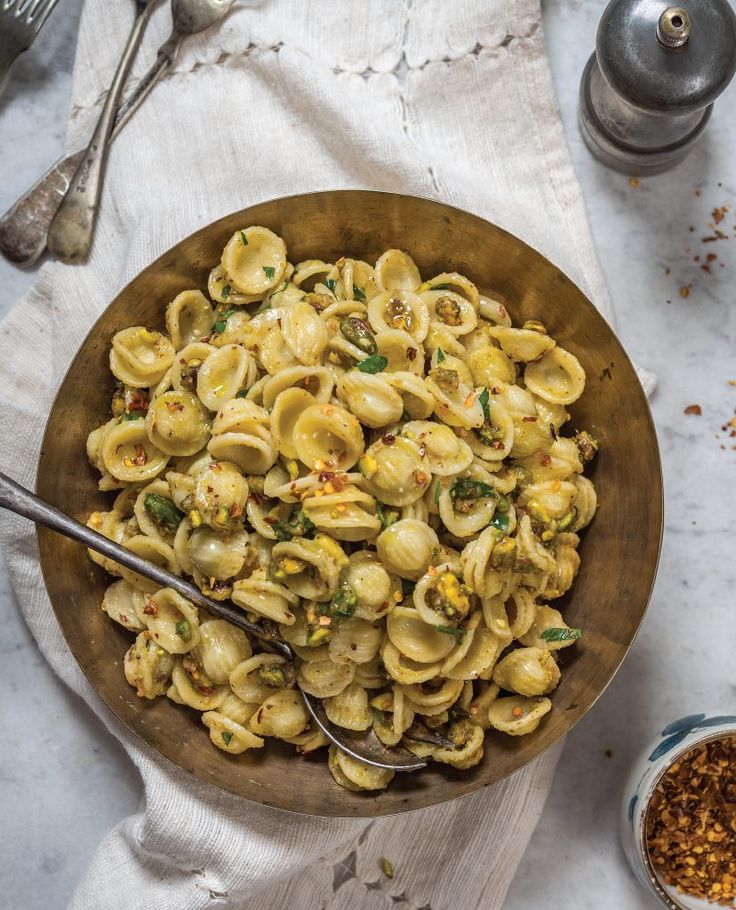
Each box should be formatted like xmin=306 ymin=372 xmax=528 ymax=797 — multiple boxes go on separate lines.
xmin=0 ymin=49 xmax=174 ymax=268
xmin=46 ymin=6 xmax=156 ymax=264
xmin=0 ymin=470 xmax=292 ymax=657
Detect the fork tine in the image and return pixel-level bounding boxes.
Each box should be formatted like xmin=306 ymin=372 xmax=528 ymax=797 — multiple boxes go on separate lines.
xmin=1 ymin=0 xmax=22 ymax=13
xmin=27 ymin=0 xmax=59 ymax=30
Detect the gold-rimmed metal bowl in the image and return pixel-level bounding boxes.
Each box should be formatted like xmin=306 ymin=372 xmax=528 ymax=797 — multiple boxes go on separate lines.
xmin=36 ymin=191 xmax=663 ymax=817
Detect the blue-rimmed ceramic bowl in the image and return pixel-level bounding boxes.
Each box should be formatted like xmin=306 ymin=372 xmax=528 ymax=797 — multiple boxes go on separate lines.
xmin=620 ymin=713 xmax=736 ymax=909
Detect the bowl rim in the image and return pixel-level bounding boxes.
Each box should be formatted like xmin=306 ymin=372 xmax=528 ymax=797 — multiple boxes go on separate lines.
xmin=636 ymin=726 xmax=736 ymax=910
xmin=34 ymin=189 xmax=665 ymax=816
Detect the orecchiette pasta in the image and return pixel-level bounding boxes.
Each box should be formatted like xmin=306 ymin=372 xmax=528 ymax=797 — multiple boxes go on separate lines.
xmin=87 ymin=232 xmax=597 ymax=791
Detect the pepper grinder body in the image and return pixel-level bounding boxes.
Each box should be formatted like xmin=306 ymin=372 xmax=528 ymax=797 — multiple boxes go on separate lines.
xmin=579 ymin=0 xmax=736 ymax=175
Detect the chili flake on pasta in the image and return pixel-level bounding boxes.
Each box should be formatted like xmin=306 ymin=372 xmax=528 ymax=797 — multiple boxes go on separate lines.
xmin=87 ymin=227 xmax=598 ymax=791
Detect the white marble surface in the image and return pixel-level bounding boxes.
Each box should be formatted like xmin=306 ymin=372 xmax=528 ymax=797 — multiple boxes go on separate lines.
xmin=1 ymin=1 xmax=734 ymax=908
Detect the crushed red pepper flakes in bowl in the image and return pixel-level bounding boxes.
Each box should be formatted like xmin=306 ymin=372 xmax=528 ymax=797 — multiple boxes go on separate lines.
xmin=645 ymin=736 xmax=736 ymax=907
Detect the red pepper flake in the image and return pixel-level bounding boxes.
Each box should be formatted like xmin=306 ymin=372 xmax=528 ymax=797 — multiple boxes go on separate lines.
xmin=522 ymin=415 xmax=537 ymax=422
xmin=539 ymin=453 xmax=551 ymax=467
xmin=680 ymin=285 xmax=691 ymax=299
xmin=143 ymin=600 xmax=157 ymax=616
xmin=262 ymin=515 xmax=277 ymax=525
xmin=406 ymin=347 xmax=417 ymax=361
xmin=382 ymin=434 xmax=396 ymax=445
xmin=133 ymin=444 xmax=147 ymax=466
xmin=707 ymin=253 xmax=718 ymax=262
xmin=318 ymin=471 xmax=334 ymax=482
xmin=684 ymin=404 xmax=702 ymax=416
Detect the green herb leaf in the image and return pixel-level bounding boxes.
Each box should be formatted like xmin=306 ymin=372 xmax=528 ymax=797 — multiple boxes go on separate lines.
xmin=272 ymin=510 xmax=316 ymax=542
xmin=489 ymin=512 xmax=510 ymax=533
xmin=235 ymin=389 xmax=249 ymax=398
xmin=434 ymin=624 xmax=466 ymax=643
xmin=240 ymin=231 xmax=248 ymax=245
xmin=478 ymin=387 xmax=490 ymax=422
xmin=434 ymin=478 xmax=442 ymax=503
xmin=352 ymin=284 xmax=366 ymax=301
xmin=221 ymin=731 xmax=233 ymax=745
xmin=436 ymin=348 xmax=446 ymax=362
xmin=263 ymin=266 xmax=275 ymax=281
xmin=221 ymin=284 xmax=231 ymax=300
xmin=431 ymin=283 xmax=452 ymax=290
xmin=449 ymin=477 xmax=497 ymax=501
xmin=356 ymin=354 xmax=388 ymax=374
xmin=144 ymin=494 xmax=184 ymax=532
xmin=119 ymin=410 xmax=144 ymax=422
xmin=540 ymin=627 xmax=582 ymax=642
xmin=330 ymin=582 xmax=358 ymax=618
xmin=375 ymin=501 xmax=399 ymax=529
xmin=325 ymin=278 xmax=337 ymax=293
xmin=175 ymin=619 xmax=192 ymax=642
xmin=213 ymin=308 xmax=235 ymax=334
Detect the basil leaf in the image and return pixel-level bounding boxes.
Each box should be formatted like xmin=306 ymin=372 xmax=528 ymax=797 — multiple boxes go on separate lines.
xmin=263 ymin=266 xmax=275 ymax=280
xmin=235 ymin=389 xmax=249 ymax=398
xmin=326 ymin=278 xmax=337 ymax=293
xmin=213 ymin=308 xmax=235 ymax=334
xmin=489 ymin=512 xmax=510 ymax=532
xmin=119 ymin=410 xmax=144 ymax=422
xmin=272 ymin=510 xmax=316 ymax=541
xmin=478 ymin=387 xmax=490 ymax=422
xmin=221 ymin=731 xmax=233 ymax=745
xmin=330 ymin=582 xmax=357 ymax=618
xmin=434 ymin=624 xmax=466 ymax=643
xmin=353 ymin=284 xmax=366 ymax=301
xmin=540 ymin=627 xmax=582 ymax=642
xmin=356 ymin=354 xmax=388 ymax=374
xmin=240 ymin=231 xmax=248 ymax=245
xmin=221 ymin=284 xmax=231 ymax=299
xmin=449 ymin=477 xmax=497 ymax=500
xmin=431 ymin=283 xmax=452 ymax=290
xmin=436 ymin=348 xmax=446 ymax=362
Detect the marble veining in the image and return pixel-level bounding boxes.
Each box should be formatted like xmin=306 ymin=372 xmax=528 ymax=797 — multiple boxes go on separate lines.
xmin=1 ymin=1 xmax=734 ymax=908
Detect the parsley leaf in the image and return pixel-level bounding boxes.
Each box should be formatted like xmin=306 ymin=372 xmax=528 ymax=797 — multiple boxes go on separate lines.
xmin=326 ymin=278 xmax=337 ymax=293
xmin=434 ymin=625 xmax=466 ymax=643
xmin=449 ymin=477 xmax=497 ymax=500
xmin=119 ymin=410 xmax=144 ymax=422
xmin=330 ymin=583 xmax=357 ymax=618
xmin=213 ymin=308 xmax=235 ymax=334
xmin=353 ymin=284 xmax=366 ymax=301
xmin=356 ymin=354 xmax=388 ymax=374
xmin=240 ymin=231 xmax=248 ymax=245
xmin=478 ymin=387 xmax=490 ymax=422
xmin=235 ymin=389 xmax=249 ymax=399
xmin=431 ymin=283 xmax=452 ymax=290
xmin=272 ymin=510 xmax=316 ymax=541
xmin=540 ymin=627 xmax=582 ymax=642
xmin=436 ymin=348 xmax=446 ymax=362
xmin=263 ymin=266 xmax=275 ymax=281
xmin=375 ymin=501 xmax=399 ymax=529
xmin=221 ymin=731 xmax=233 ymax=745
xmin=221 ymin=284 xmax=231 ymax=300
xmin=489 ymin=512 xmax=510 ymax=533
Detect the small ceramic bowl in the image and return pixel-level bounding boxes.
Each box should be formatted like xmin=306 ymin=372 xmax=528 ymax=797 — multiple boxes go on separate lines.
xmin=620 ymin=712 xmax=736 ymax=909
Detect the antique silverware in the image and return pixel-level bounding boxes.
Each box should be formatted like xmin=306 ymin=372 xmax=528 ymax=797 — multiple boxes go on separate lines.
xmin=579 ymin=0 xmax=736 ymax=175
xmin=1 ymin=0 xmax=235 ymax=267
xmin=46 ymin=0 xmax=160 ymax=264
xmin=35 ymin=191 xmax=662 ymax=816
xmin=0 ymin=0 xmax=61 ymax=96
xmin=0 ymin=470 xmax=425 ymax=773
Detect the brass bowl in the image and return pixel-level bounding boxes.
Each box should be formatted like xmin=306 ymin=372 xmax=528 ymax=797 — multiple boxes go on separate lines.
xmin=36 ymin=191 xmax=663 ymax=817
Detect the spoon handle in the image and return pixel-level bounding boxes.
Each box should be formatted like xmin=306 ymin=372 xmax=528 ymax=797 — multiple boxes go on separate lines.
xmin=0 ymin=471 xmax=290 ymax=656
xmin=46 ymin=5 xmax=156 ymax=264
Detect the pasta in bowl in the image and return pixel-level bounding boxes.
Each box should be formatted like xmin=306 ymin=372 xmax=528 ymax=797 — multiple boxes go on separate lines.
xmin=37 ymin=192 xmax=662 ymax=815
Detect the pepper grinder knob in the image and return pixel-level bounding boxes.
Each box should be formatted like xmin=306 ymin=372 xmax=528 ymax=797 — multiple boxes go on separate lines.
xmin=579 ymin=0 xmax=736 ymax=175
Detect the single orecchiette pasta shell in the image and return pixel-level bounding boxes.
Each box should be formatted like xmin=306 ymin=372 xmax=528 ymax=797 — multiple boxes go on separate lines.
xmin=261 ymin=365 xmax=334 ymax=408
xmin=301 ymin=483 xmax=382 ymax=542
xmin=193 ymin=460 xmax=249 ymax=530
xmin=402 ymin=420 xmax=473 ymax=476
xmin=280 ymin=300 xmax=329 ymax=366
xmin=231 ymin=568 xmax=299 ymax=625
xmin=271 ymin=534 xmax=347 ymax=602
xmin=328 ymin=617 xmax=383 ymax=665
xmin=487 ymin=695 xmax=552 ymax=736
xmin=196 ymin=344 xmax=256 ymax=411
xmin=221 ymin=226 xmax=287 ymax=295
xmin=171 ymin=660 xmax=229 ymax=711
xmin=384 ymin=371 xmax=435 ymax=419
xmin=202 ymin=711 xmax=264 ymax=754
xmin=208 ymin=398 xmax=278 ymax=474
xmin=229 ymin=653 xmax=290 ymax=703
xmin=110 ymin=326 xmax=175 ymax=388
xmin=376 ymin=519 xmax=439 ymax=581
xmin=144 ymin=588 xmax=201 ymax=655
xmin=518 ymin=604 xmax=577 ymax=651
xmin=292 ymin=403 xmax=364 ymax=472
xmin=524 ymin=346 xmax=586 ymax=405
xmin=466 ymin=345 xmax=516 ymax=387
xmin=124 ymin=632 xmax=175 ymax=699
xmin=342 ymin=551 xmax=398 ymax=620
xmin=336 ymin=371 xmax=404 ymax=428
xmin=101 ymin=579 xmax=147 ymax=632
xmin=331 ymin=745 xmax=395 ymax=790
xmin=422 ymin=289 xmax=478 ymax=337
xmin=323 ymin=682 xmax=372 ymax=731
xmin=249 ymin=690 xmax=309 ymax=739
xmin=492 ymin=647 xmax=561 ymax=697
xmin=374 ymin=328 xmax=425 ymax=375
xmin=367 ymin=290 xmax=429 ymax=343
xmin=487 ymin=325 xmax=556 ymax=363
xmin=359 ymin=435 xmax=431 ymax=507
xmin=374 ymin=249 xmax=422 ymax=293
xmin=381 ymin=639 xmax=444 ymax=685
xmin=101 ymin=420 xmax=170 ymax=483
xmin=571 ymin=474 xmax=597 ymax=531
xmin=194 ymin=619 xmax=252 ymax=684
xmin=165 ymin=290 xmax=215 ymax=349
xmin=145 ymin=390 xmax=211 ymax=457
xmin=386 ymin=606 xmax=456 ymax=663
xmin=478 ymin=295 xmax=512 ymax=326
xmin=297 ymin=656 xmax=355 ymax=698
xmin=116 ymin=535 xmax=181 ymax=593
xmin=189 ymin=525 xmax=249 ymax=580
xmin=270 ymin=388 xmax=316 ymax=460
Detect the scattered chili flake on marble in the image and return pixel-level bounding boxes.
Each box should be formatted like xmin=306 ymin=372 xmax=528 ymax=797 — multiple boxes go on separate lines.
xmin=680 ymin=286 xmax=691 ymax=299
xmin=645 ymin=735 xmax=736 ymax=907
xmin=684 ymin=404 xmax=702 ymax=416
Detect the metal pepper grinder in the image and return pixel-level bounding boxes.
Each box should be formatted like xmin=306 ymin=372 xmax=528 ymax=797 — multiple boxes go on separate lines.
xmin=579 ymin=0 xmax=736 ymax=175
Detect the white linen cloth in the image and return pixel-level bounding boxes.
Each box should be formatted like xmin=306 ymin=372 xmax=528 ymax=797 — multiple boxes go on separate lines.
xmin=0 ymin=1 xmax=655 ymax=907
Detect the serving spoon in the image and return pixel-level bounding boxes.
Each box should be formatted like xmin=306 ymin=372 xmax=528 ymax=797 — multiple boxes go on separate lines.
xmin=0 ymin=0 xmax=236 ymax=267
xmin=0 ymin=471 xmax=428 ymax=772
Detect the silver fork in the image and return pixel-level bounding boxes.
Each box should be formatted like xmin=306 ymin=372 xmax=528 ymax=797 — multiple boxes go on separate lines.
xmin=0 ymin=0 xmax=62 ymax=95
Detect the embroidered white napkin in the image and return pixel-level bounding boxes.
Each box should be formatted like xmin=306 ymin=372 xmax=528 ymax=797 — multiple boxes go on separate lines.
xmin=0 ymin=1 xmax=654 ymax=907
